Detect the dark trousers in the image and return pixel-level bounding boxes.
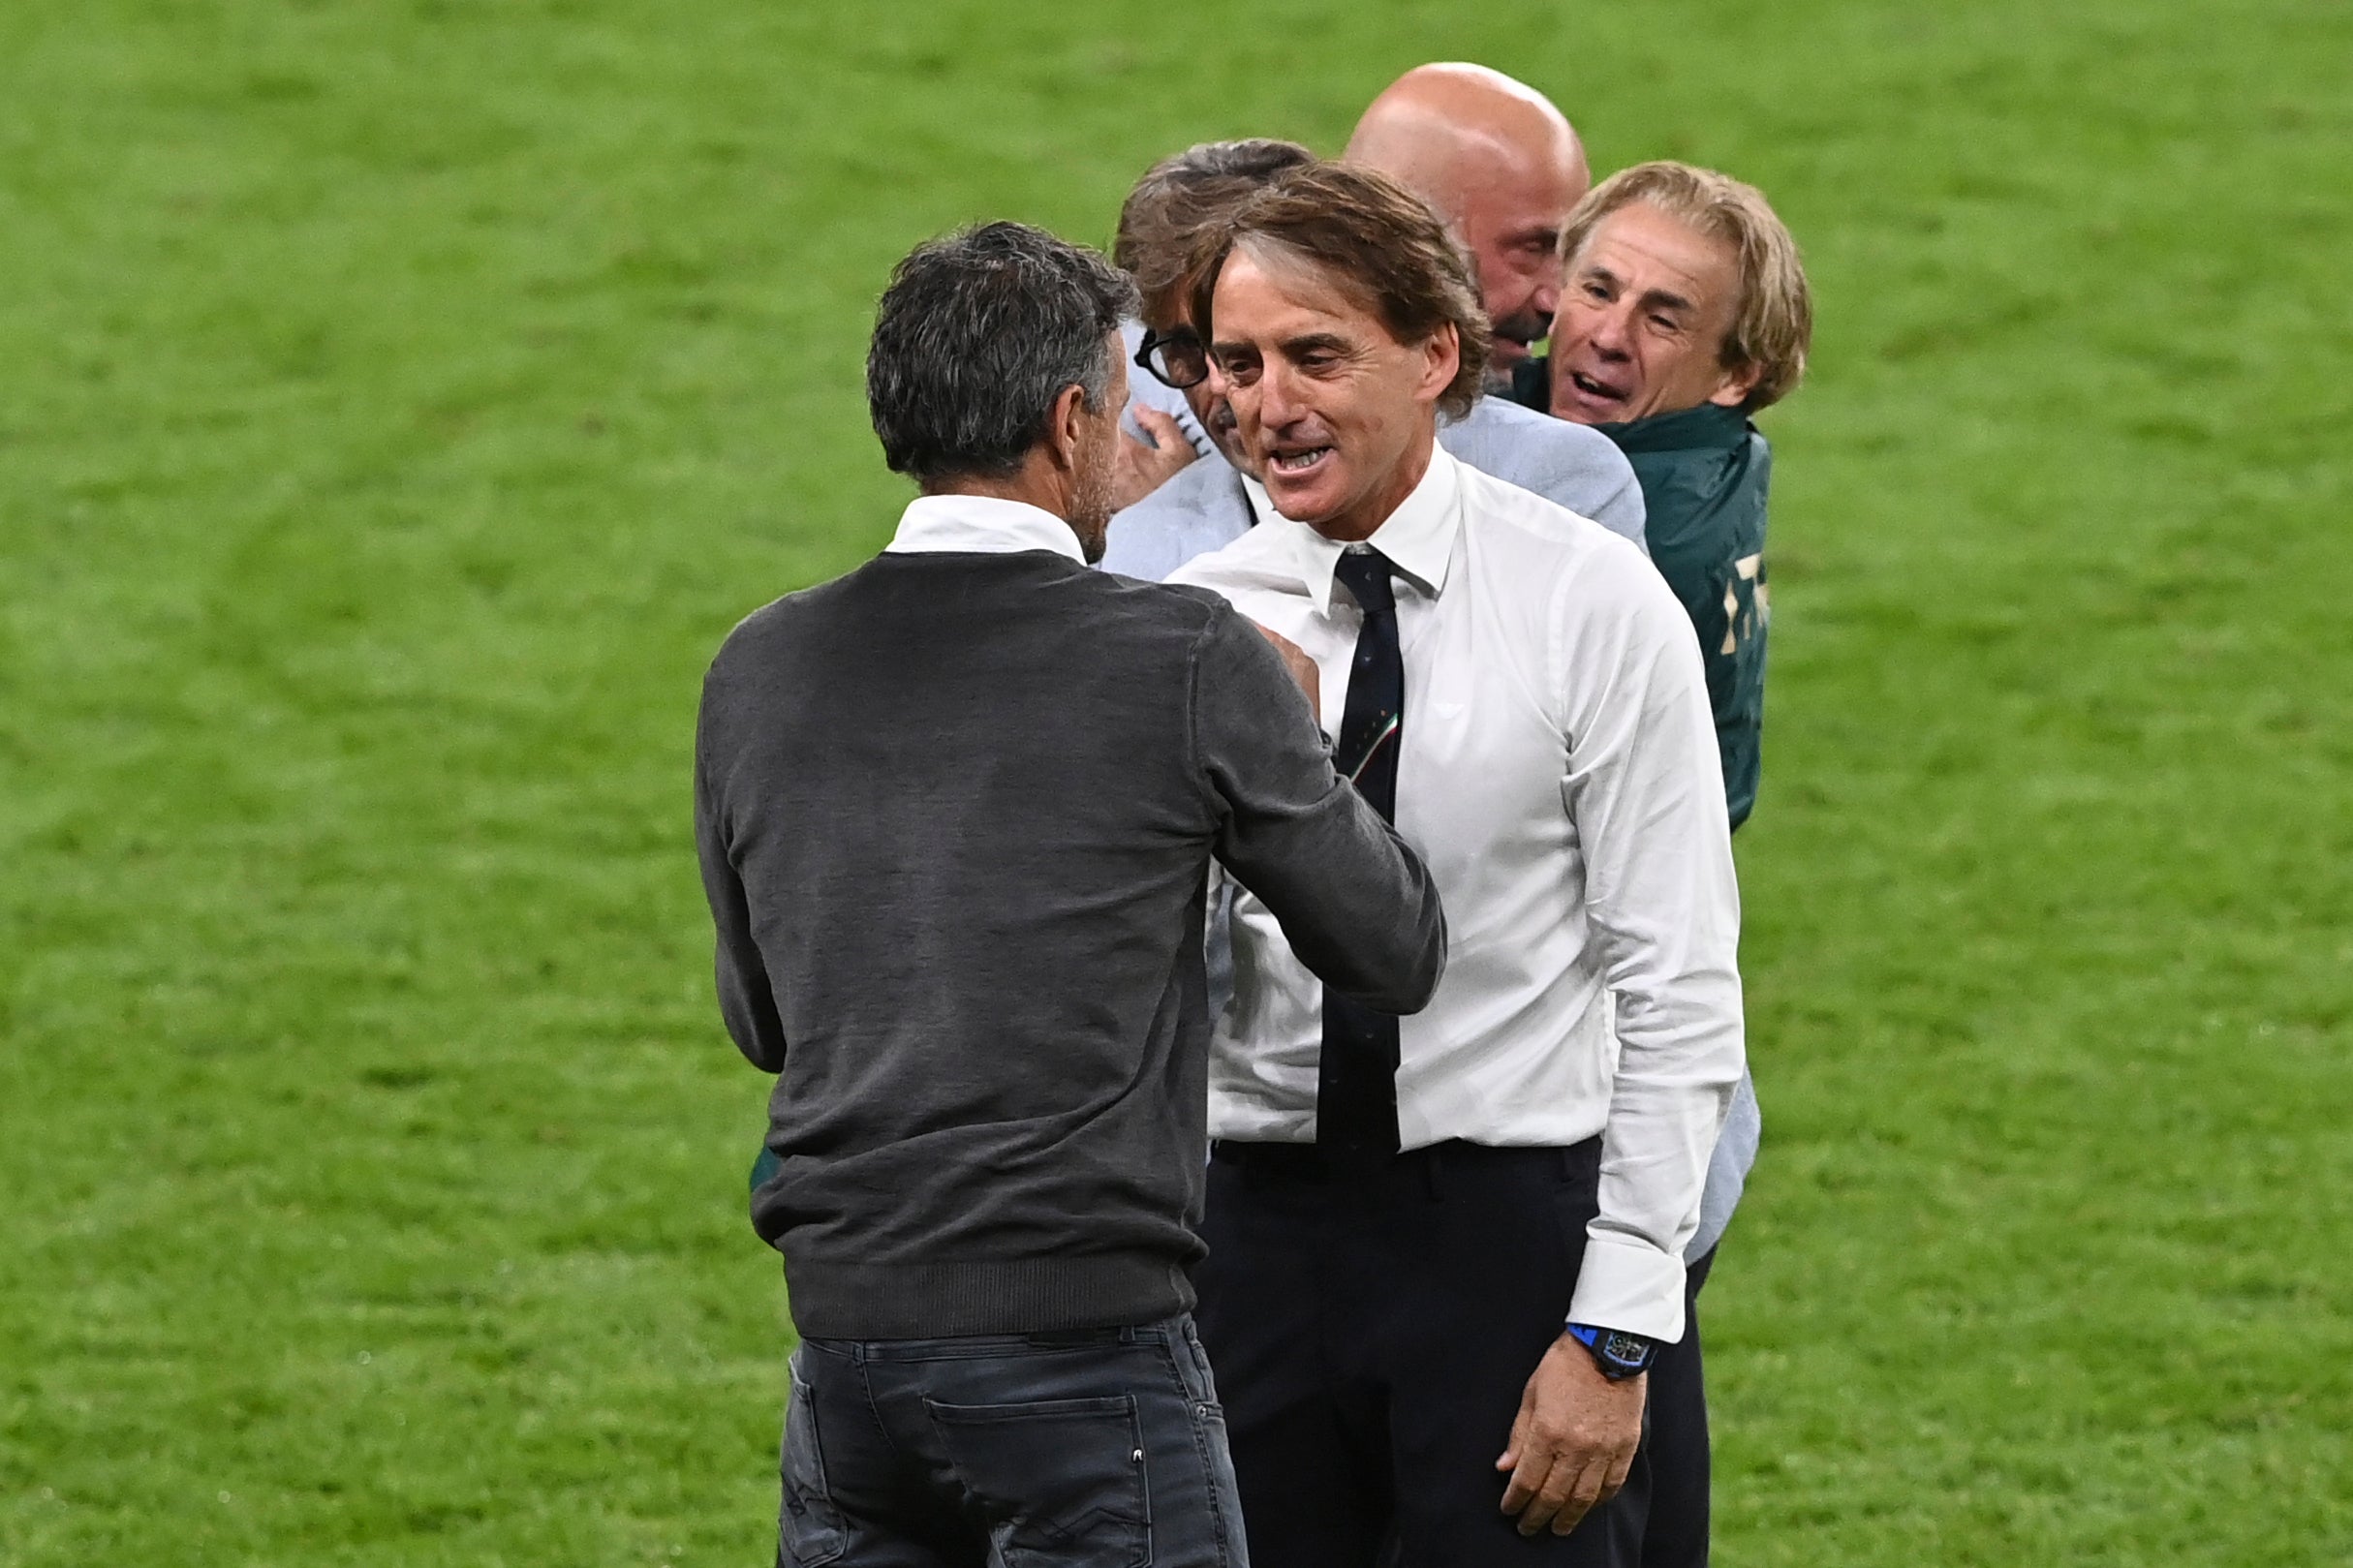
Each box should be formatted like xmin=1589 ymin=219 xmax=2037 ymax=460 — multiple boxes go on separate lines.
xmin=1639 ymin=1246 xmax=1715 ymax=1568
xmin=780 ymin=1315 xmax=1248 ymax=1567
xmin=1195 ymin=1139 xmax=1645 ymax=1568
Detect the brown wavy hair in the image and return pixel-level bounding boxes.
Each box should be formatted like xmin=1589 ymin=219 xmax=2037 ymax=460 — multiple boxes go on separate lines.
xmin=1182 ymin=160 xmax=1491 ymax=419
xmin=1113 ymin=138 xmax=1315 ymax=327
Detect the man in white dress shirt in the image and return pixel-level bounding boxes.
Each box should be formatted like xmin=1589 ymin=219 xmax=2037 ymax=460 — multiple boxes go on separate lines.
xmin=1166 ymin=161 xmax=1745 ymax=1567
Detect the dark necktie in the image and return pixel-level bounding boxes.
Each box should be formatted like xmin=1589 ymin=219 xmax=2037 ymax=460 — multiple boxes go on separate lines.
xmin=1318 ymin=547 xmax=1404 ymax=1173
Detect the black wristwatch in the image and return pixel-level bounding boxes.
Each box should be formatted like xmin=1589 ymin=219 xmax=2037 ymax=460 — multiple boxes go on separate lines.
xmin=1565 ymin=1323 xmax=1657 ymax=1381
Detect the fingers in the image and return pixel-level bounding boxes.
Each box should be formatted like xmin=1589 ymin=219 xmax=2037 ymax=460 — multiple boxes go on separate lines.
xmin=1109 ymin=415 xmax=1198 ymax=510
xmin=1132 ymin=405 xmax=1187 ymax=443
xmin=1600 ymin=1437 xmax=1637 ymax=1501
xmin=1549 ymin=1454 xmax=1617 ymax=1536
xmin=1248 ymin=624 xmax=1319 ymax=707
xmin=1500 ymin=1399 xmax=1641 ymax=1534
xmin=1143 ymin=440 xmax=1196 ymax=479
xmin=1506 ymin=1449 xmax=1588 ymax=1537
xmin=1499 ymin=1445 xmax=1551 ymax=1521
xmin=1495 ymin=1379 xmax=1538 ymax=1491
xmin=1130 ymin=409 xmax=1197 ymax=476
xmin=1506 ymin=1447 xmax=1622 ymax=1538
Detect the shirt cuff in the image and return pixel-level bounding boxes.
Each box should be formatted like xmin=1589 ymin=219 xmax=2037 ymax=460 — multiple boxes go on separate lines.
xmin=1567 ymin=1234 xmax=1688 ymax=1343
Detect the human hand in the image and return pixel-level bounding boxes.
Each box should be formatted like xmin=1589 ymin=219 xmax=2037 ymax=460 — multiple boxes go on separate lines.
xmin=1251 ymin=623 xmax=1319 ymax=717
xmin=1495 ymin=1333 xmax=1646 ymax=1536
xmin=1110 ymin=406 xmax=1199 ymax=510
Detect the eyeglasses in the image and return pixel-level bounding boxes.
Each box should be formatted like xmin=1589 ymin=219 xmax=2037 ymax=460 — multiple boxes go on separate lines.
xmin=1134 ymin=326 xmax=1210 ymax=390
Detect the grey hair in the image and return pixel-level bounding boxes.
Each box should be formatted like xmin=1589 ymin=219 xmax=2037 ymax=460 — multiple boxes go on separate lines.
xmin=866 ymin=222 xmax=1139 ymax=484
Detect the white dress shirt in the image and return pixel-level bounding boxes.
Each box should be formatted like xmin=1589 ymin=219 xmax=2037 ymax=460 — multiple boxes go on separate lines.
xmin=883 ymin=493 xmax=1087 ymax=564
xmin=1168 ymin=446 xmax=1744 ymax=1340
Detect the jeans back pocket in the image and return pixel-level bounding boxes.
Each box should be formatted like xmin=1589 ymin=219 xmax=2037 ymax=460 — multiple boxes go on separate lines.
xmin=782 ymin=1356 xmax=851 ymax=1567
xmin=925 ymin=1394 xmax=1152 ymax=1567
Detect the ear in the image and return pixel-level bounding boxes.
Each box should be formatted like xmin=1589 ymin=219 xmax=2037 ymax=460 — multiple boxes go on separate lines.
xmin=1706 ymin=357 xmax=1764 ymax=409
xmin=1045 ymin=383 xmax=1089 ymax=472
xmin=1414 ymin=323 xmax=1461 ymax=406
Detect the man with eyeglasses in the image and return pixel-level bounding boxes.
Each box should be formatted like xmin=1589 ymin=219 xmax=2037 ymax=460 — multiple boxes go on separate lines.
xmin=1100 ymin=138 xmax=1647 ymax=584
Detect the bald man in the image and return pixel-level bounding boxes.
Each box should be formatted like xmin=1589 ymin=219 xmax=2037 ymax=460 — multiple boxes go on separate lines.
xmin=1347 ymin=63 xmax=1589 ymax=392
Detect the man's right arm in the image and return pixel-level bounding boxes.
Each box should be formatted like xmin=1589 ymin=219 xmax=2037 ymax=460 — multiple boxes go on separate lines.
xmin=1189 ymin=605 xmax=1445 ymax=1014
xmin=695 ymin=670 xmax=789 ymax=1073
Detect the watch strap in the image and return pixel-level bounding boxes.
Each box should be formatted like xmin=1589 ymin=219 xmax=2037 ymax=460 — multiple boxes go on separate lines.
xmin=1565 ymin=1322 xmax=1658 ymax=1380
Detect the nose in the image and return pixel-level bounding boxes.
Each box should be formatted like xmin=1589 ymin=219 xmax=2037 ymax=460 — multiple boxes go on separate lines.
xmin=1530 ymin=264 xmax=1562 ymax=325
xmin=1586 ymin=299 xmax=1635 ymax=359
xmin=1256 ymin=357 xmax=1307 ymax=430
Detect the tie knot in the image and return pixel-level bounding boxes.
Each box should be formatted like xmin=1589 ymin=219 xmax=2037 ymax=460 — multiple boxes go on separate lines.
xmin=1333 ymin=547 xmax=1396 ymax=617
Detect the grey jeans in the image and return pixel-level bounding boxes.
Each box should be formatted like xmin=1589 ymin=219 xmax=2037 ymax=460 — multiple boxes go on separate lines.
xmin=781 ymin=1314 xmax=1248 ymax=1568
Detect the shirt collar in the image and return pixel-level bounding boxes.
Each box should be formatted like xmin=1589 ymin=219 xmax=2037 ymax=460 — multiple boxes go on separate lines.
xmin=883 ymin=493 xmax=1087 ymax=565
xmin=1250 ymin=446 xmax=1462 ymax=615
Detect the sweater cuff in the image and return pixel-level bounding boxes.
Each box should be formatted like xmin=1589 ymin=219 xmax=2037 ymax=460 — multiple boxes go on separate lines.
xmin=1567 ymin=1235 xmax=1688 ymax=1343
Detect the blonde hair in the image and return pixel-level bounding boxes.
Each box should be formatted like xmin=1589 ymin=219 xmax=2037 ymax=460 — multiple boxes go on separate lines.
xmin=1559 ymin=162 xmax=1812 ymax=410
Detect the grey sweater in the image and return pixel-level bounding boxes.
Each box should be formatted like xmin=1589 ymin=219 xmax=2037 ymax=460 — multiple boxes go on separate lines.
xmin=695 ymin=548 xmax=1445 ymax=1338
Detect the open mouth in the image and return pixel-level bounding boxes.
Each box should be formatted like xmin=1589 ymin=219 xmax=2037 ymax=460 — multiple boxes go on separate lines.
xmin=1565 ymin=369 xmax=1627 ymax=406
xmin=1269 ymin=446 xmax=1334 ymax=477
xmin=1493 ymin=312 xmax=1547 ymax=350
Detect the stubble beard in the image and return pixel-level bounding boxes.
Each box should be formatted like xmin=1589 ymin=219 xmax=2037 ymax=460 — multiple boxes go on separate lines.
xmin=1069 ymin=456 xmax=1116 ymax=564
xmin=1487 ymin=308 xmax=1547 ymax=394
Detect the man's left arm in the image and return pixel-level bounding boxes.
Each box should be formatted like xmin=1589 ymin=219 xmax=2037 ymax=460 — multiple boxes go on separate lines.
xmin=1495 ymin=544 xmax=1745 ymax=1535
xmin=1559 ymin=546 xmax=1746 ymax=1337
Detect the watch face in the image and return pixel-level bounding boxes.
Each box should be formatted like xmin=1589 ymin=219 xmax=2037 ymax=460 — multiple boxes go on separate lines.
xmin=1602 ymin=1333 xmax=1649 ymax=1366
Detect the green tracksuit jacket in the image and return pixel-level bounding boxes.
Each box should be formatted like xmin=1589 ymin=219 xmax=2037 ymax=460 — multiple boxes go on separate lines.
xmin=1603 ymin=402 xmax=1771 ymax=830
xmin=1514 ymin=365 xmax=1772 ymax=830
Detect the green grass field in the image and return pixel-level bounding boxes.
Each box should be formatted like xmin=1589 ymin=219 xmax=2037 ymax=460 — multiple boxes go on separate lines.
xmin=3 ymin=1 xmax=2348 ymax=1562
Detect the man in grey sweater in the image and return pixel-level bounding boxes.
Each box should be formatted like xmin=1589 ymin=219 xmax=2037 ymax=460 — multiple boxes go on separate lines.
xmin=694 ymin=222 xmax=1446 ymax=1567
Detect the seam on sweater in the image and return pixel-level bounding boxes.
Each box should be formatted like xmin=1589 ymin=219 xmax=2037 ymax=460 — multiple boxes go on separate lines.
xmin=696 ymin=661 xmax=745 ymax=845
xmin=1184 ymin=609 xmax=1224 ymax=822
